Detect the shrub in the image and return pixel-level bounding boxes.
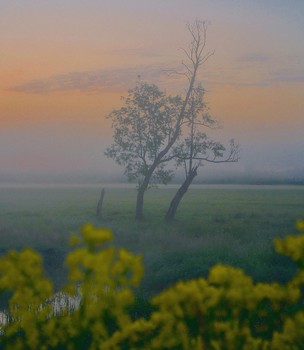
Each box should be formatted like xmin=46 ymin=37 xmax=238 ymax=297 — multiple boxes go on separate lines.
xmin=0 ymin=221 xmax=304 ymax=349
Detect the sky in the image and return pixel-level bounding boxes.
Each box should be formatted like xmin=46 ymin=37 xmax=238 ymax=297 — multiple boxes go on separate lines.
xmin=1 ymin=0 xmax=304 ymax=183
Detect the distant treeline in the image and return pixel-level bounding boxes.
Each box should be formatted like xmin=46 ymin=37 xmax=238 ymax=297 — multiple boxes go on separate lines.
xmin=0 ymin=174 xmax=303 ymax=186
xmin=192 ymin=178 xmax=304 ymax=186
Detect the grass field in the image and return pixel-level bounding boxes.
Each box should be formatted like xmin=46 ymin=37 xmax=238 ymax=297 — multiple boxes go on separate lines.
xmin=0 ymin=184 xmax=303 ymax=298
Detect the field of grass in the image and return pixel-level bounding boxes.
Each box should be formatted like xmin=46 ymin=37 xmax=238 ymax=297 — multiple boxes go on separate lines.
xmin=0 ymin=184 xmax=303 ymax=298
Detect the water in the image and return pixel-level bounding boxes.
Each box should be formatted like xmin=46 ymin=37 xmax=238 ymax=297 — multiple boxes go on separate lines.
xmin=0 ymin=291 xmax=82 ymax=326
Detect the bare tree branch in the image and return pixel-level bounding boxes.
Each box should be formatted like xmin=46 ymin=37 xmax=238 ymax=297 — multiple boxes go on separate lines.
xmin=165 ymin=21 xmax=240 ymax=221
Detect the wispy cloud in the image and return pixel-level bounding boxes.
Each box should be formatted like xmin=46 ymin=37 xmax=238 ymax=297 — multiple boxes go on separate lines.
xmin=10 ymin=55 xmax=304 ymax=95
xmin=269 ymin=75 xmax=304 ymax=83
xmin=10 ymin=65 xmax=173 ymax=94
xmin=110 ymin=47 xmax=164 ymax=58
xmin=214 ymin=53 xmax=304 ymax=88
xmin=237 ymin=53 xmax=271 ymax=63
xmin=236 ymin=67 xmax=304 ymax=87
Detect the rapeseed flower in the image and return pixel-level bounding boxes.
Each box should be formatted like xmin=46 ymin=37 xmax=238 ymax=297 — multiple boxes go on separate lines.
xmin=1 ymin=221 xmax=304 ymax=349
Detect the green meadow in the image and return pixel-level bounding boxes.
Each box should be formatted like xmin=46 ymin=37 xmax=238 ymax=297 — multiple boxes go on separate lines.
xmin=0 ymin=184 xmax=303 ymax=298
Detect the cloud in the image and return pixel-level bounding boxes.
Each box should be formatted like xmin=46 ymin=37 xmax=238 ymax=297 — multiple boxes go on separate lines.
xmin=10 ymin=65 xmax=174 ymax=95
xmin=10 ymin=56 xmax=304 ymax=95
xmin=270 ymin=75 xmax=304 ymax=83
xmin=110 ymin=47 xmax=164 ymax=58
xmin=237 ymin=69 xmax=304 ymax=87
xmin=237 ymin=53 xmax=271 ymax=63
xmin=267 ymin=66 xmax=304 ymax=83
xmin=212 ymin=53 xmax=304 ymax=88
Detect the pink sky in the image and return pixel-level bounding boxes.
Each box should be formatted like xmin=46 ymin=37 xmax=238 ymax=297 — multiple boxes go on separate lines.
xmin=1 ymin=1 xmax=304 ymax=182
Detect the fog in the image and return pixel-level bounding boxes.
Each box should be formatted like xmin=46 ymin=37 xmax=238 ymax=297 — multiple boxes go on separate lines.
xmin=1 ymin=121 xmax=303 ymax=185
xmin=1 ymin=1 xmax=304 ymax=185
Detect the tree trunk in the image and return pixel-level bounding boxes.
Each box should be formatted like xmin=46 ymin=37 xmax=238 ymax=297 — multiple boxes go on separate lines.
xmin=96 ymin=188 xmax=105 ymax=217
xmin=165 ymin=168 xmax=198 ymax=221
xmin=135 ymin=186 xmax=145 ymax=221
xmin=135 ymin=164 xmax=158 ymax=221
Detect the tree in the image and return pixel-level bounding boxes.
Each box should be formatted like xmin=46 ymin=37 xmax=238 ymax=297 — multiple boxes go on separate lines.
xmin=165 ymin=86 xmax=239 ymax=221
xmin=105 ymin=83 xmax=182 ymax=220
xmin=105 ymin=20 xmax=212 ymax=221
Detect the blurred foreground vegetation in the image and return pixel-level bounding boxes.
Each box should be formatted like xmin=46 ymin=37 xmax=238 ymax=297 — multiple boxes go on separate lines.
xmin=1 ymin=221 xmax=304 ymax=349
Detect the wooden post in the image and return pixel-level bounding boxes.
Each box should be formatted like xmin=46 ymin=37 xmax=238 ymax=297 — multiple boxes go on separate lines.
xmin=96 ymin=188 xmax=105 ymax=217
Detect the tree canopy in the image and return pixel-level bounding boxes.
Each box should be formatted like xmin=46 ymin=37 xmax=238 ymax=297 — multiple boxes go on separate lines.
xmin=105 ymin=82 xmax=182 ymax=187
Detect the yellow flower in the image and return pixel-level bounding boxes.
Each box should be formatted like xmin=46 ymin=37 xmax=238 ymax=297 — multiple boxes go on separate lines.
xmin=81 ymin=223 xmax=112 ymax=247
xmin=69 ymin=234 xmax=80 ymax=246
xmin=296 ymin=219 xmax=304 ymax=232
xmin=2 ymin=220 xmax=304 ymax=349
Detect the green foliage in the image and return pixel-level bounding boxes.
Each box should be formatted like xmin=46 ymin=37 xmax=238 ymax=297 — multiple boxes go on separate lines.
xmin=1 ymin=221 xmax=304 ymax=348
xmin=105 ymin=82 xmax=182 ymax=186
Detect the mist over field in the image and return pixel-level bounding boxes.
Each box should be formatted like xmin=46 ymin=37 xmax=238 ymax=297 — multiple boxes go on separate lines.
xmin=0 ymin=123 xmax=303 ymax=185
xmin=0 ymin=139 xmax=303 ymax=185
